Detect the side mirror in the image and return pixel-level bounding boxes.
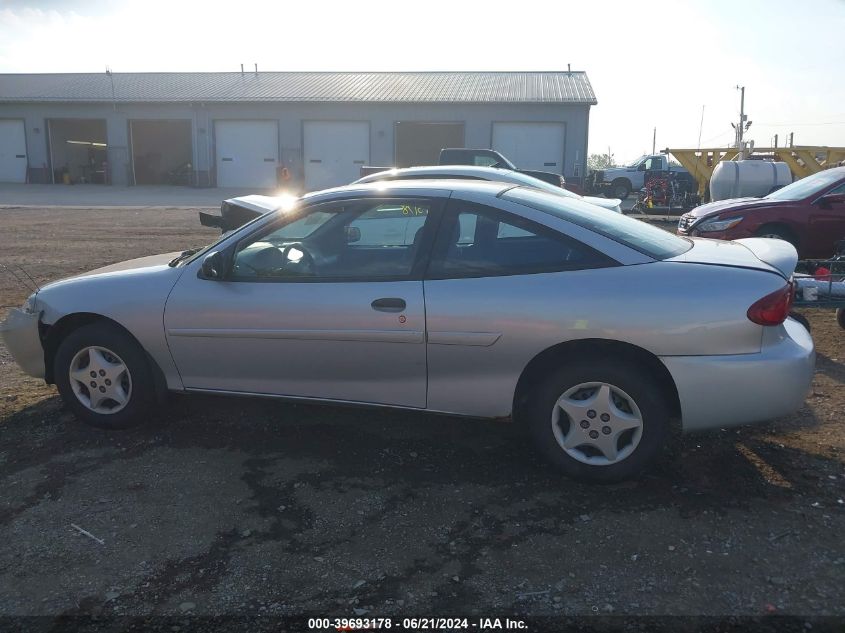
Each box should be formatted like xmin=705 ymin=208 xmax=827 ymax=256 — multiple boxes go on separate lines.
xmin=201 ymin=251 xmax=225 ymax=279
xmin=637 ymin=163 xmax=647 ymax=171
xmin=819 ymin=193 xmax=845 ymax=208
xmin=346 ymin=226 xmax=361 ymax=243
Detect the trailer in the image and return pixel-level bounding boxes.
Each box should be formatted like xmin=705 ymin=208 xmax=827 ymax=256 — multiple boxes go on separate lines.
xmin=792 ymin=241 xmax=845 ymax=331
xmin=666 ymin=145 xmax=845 ymax=198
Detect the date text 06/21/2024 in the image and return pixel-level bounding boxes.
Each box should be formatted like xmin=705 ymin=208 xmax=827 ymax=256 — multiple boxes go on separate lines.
xmin=307 ymin=617 xmax=528 ymax=630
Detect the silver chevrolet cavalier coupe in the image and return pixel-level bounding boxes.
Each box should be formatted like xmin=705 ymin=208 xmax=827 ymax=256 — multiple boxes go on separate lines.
xmin=1 ymin=181 xmax=814 ymax=482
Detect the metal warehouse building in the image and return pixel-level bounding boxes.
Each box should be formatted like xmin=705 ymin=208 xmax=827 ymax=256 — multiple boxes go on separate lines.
xmin=0 ymin=71 xmax=596 ymax=191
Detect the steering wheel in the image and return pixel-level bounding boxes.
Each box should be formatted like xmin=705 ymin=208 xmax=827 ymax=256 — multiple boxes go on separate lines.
xmin=281 ymin=242 xmax=316 ymax=275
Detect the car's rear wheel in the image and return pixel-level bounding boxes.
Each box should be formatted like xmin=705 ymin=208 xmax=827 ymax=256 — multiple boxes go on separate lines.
xmin=54 ymin=322 xmax=155 ymax=429
xmin=525 ymin=360 xmax=670 ymax=482
xmin=611 ymin=179 xmax=631 ymax=200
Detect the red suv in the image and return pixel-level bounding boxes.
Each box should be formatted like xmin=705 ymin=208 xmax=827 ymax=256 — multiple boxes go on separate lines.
xmin=677 ymin=166 xmax=845 ymax=258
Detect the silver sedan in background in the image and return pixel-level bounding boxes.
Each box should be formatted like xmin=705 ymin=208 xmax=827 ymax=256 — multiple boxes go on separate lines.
xmin=1 ymin=181 xmax=814 ymax=482
xmin=354 ymin=165 xmax=624 ymax=213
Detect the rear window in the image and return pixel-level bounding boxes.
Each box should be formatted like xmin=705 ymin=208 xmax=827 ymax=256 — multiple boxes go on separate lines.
xmin=502 ymin=187 xmax=692 ymax=260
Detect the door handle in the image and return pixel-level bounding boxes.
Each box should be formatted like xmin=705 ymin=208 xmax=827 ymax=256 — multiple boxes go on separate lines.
xmin=371 ymin=297 xmax=406 ymax=312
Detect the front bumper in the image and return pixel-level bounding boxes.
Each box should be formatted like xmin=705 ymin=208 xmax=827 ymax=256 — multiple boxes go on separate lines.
xmin=0 ymin=308 xmax=45 ymax=379
xmin=660 ymin=318 xmax=815 ymax=432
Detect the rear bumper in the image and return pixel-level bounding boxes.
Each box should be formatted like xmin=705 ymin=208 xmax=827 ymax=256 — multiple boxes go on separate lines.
xmin=0 ymin=308 xmax=45 ymax=379
xmin=661 ymin=318 xmax=815 ymax=432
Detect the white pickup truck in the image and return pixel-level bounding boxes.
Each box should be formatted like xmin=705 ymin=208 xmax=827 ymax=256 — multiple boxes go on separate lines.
xmin=587 ymin=154 xmax=693 ymax=200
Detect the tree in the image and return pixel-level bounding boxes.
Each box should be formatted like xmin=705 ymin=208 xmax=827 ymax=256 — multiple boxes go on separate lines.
xmin=588 ymin=152 xmax=616 ymax=171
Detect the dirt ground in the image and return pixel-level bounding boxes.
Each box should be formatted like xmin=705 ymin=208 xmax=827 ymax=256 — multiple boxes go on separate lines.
xmin=0 ymin=206 xmax=843 ymax=624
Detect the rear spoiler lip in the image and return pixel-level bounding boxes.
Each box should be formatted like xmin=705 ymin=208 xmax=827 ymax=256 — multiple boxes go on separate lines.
xmin=199 ymin=201 xmax=265 ymax=233
xmin=198 ymin=211 xmax=225 ymax=229
xmin=734 ymin=237 xmax=798 ymax=279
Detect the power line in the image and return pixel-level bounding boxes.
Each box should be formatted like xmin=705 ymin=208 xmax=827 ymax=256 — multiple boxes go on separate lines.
xmin=755 ymin=120 xmax=845 ymax=127
xmin=700 ymin=130 xmax=733 ymax=144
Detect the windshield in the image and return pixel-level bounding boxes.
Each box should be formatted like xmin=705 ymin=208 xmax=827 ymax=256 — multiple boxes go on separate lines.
xmin=763 ymin=169 xmax=843 ymax=201
xmin=181 ymin=202 xmax=301 ymax=266
xmin=627 ymin=155 xmax=647 ymax=168
xmin=503 ymin=187 xmax=691 ymax=260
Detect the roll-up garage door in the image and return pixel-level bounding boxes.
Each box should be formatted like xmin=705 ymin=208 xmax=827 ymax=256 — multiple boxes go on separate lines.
xmin=215 ymin=120 xmax=279 ymax=188
xmin=303 ymin=121 xmax=369 ymax=192
xmin=395 ymin=122 xmax=464 ymax=168
xmin=492 ymin=122 xmax=566 ymax=174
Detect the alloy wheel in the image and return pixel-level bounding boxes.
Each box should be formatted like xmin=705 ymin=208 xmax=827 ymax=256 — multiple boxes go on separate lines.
xmin=68 ymin=346 xmax=132 ymax=414
xmin=551 ymin=382 xmax=643 ymax=465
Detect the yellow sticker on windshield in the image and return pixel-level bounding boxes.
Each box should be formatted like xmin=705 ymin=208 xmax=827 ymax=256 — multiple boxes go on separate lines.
xmin=401 ymin=205 xmax=428 ymax=217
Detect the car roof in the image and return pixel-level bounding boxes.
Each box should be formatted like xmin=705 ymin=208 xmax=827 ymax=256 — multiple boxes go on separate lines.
xmin=304 ymin=178 xmax=514 ymax=202
xmin=221 ymin=180 xmax=514 ymax=215
xmin=356 ymin=165 xmax=522 ymax=182
xmin=223 ymin=194 xmax=291 ymax=213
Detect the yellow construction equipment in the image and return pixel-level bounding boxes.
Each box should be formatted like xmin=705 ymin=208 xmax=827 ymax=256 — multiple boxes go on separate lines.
xmin=665 ymin=146 xmax=845 ymax=196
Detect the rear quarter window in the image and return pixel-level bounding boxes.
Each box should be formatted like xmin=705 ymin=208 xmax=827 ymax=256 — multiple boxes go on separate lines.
xmin=503 ymin=187 xmax=692 ymax=260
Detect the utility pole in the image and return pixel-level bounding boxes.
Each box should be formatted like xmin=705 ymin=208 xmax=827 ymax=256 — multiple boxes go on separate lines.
xmin=732 ymin=85 xmax=752 ymax=158
xmin=652 ymin=127 xmax=656 ymax=155
xmin=106 ymin=67 xmax=116 ymax=111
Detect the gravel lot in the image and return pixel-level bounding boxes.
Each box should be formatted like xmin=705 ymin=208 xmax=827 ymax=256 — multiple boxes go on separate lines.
xmin=0 ymin=205 xmax=843 ymax=623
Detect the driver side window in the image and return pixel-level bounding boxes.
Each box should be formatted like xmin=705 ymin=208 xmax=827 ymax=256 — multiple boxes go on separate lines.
xmin=231 ymin=199 xmax=436 ymax=281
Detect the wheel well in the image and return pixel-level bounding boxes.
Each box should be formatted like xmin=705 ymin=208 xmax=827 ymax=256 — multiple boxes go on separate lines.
xmin=755 ymin=222 xmax=798 ymax=245
xmin=42 ymin=313 xmax=167 ymax=400
xmin=512 ymin=339 xmax=681 ymax=425
xmin=611 ymin=177 xmax=631 ymax=188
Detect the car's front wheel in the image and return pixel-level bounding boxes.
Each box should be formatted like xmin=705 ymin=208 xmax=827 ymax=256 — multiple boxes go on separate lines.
xmin=54 ymin=322 xmax=155 ymax=429
xmin=525 ymin=360 xmax=670 ymax=482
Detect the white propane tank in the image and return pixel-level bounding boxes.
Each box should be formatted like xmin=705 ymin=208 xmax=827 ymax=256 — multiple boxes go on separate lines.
xmin=709 ymin=160 xmax=792 ymax=201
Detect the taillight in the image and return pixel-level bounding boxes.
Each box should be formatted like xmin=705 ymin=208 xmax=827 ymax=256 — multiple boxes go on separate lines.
xmin=747 ymin=282 xmax=794 ymax=326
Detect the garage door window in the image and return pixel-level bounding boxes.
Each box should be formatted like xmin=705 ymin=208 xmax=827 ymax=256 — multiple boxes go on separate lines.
xmin=231 ymin=199 xmax=437 ymax=281
xmin=427 ymin=202 xmax=617 ymax=279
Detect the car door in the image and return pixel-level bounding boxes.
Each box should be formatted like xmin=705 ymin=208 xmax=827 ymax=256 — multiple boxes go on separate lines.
xmin=422 ymin=198 xmax=619 ymax=418
xmin=164 ymin=196 xmax=442 ymax=408
xmin=808 ymin=183 xmax=845 ymax=257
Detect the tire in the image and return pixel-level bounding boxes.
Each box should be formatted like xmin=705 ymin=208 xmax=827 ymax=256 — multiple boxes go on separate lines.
xmin=524 ymin=359 xmax=670 ymax=483
xmin=54 ymin=322 xmax=156 ymax=430
xmin=611 ymin=179 xmax=631 ymax=200
xmin=837 ymin=308 xmax=845 ymax=330
xmin=755 ymin=224 xmax=798 ymax=248
xmin=789 ymin=311 xmax=811 ymax=333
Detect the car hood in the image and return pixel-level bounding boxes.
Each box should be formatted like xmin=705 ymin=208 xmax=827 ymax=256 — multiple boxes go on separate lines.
xmin=685 ymin=196 xmax=780 ymax=219
xmin=79 ymin=252 xmax=182 ymax=276
xmin=601 ymin=167 xmax=632 ymax=176
xmin=40 ymin=252 xmax=182 ymax=291
xmin=583 ymin=196 xmax=622 ymax=212
xmin=667 ymin=237 xmax=797 ymax=278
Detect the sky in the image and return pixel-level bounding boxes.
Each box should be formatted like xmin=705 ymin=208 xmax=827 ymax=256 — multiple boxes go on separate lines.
xmin=1 ymin=0 xmax=843 ymax=164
